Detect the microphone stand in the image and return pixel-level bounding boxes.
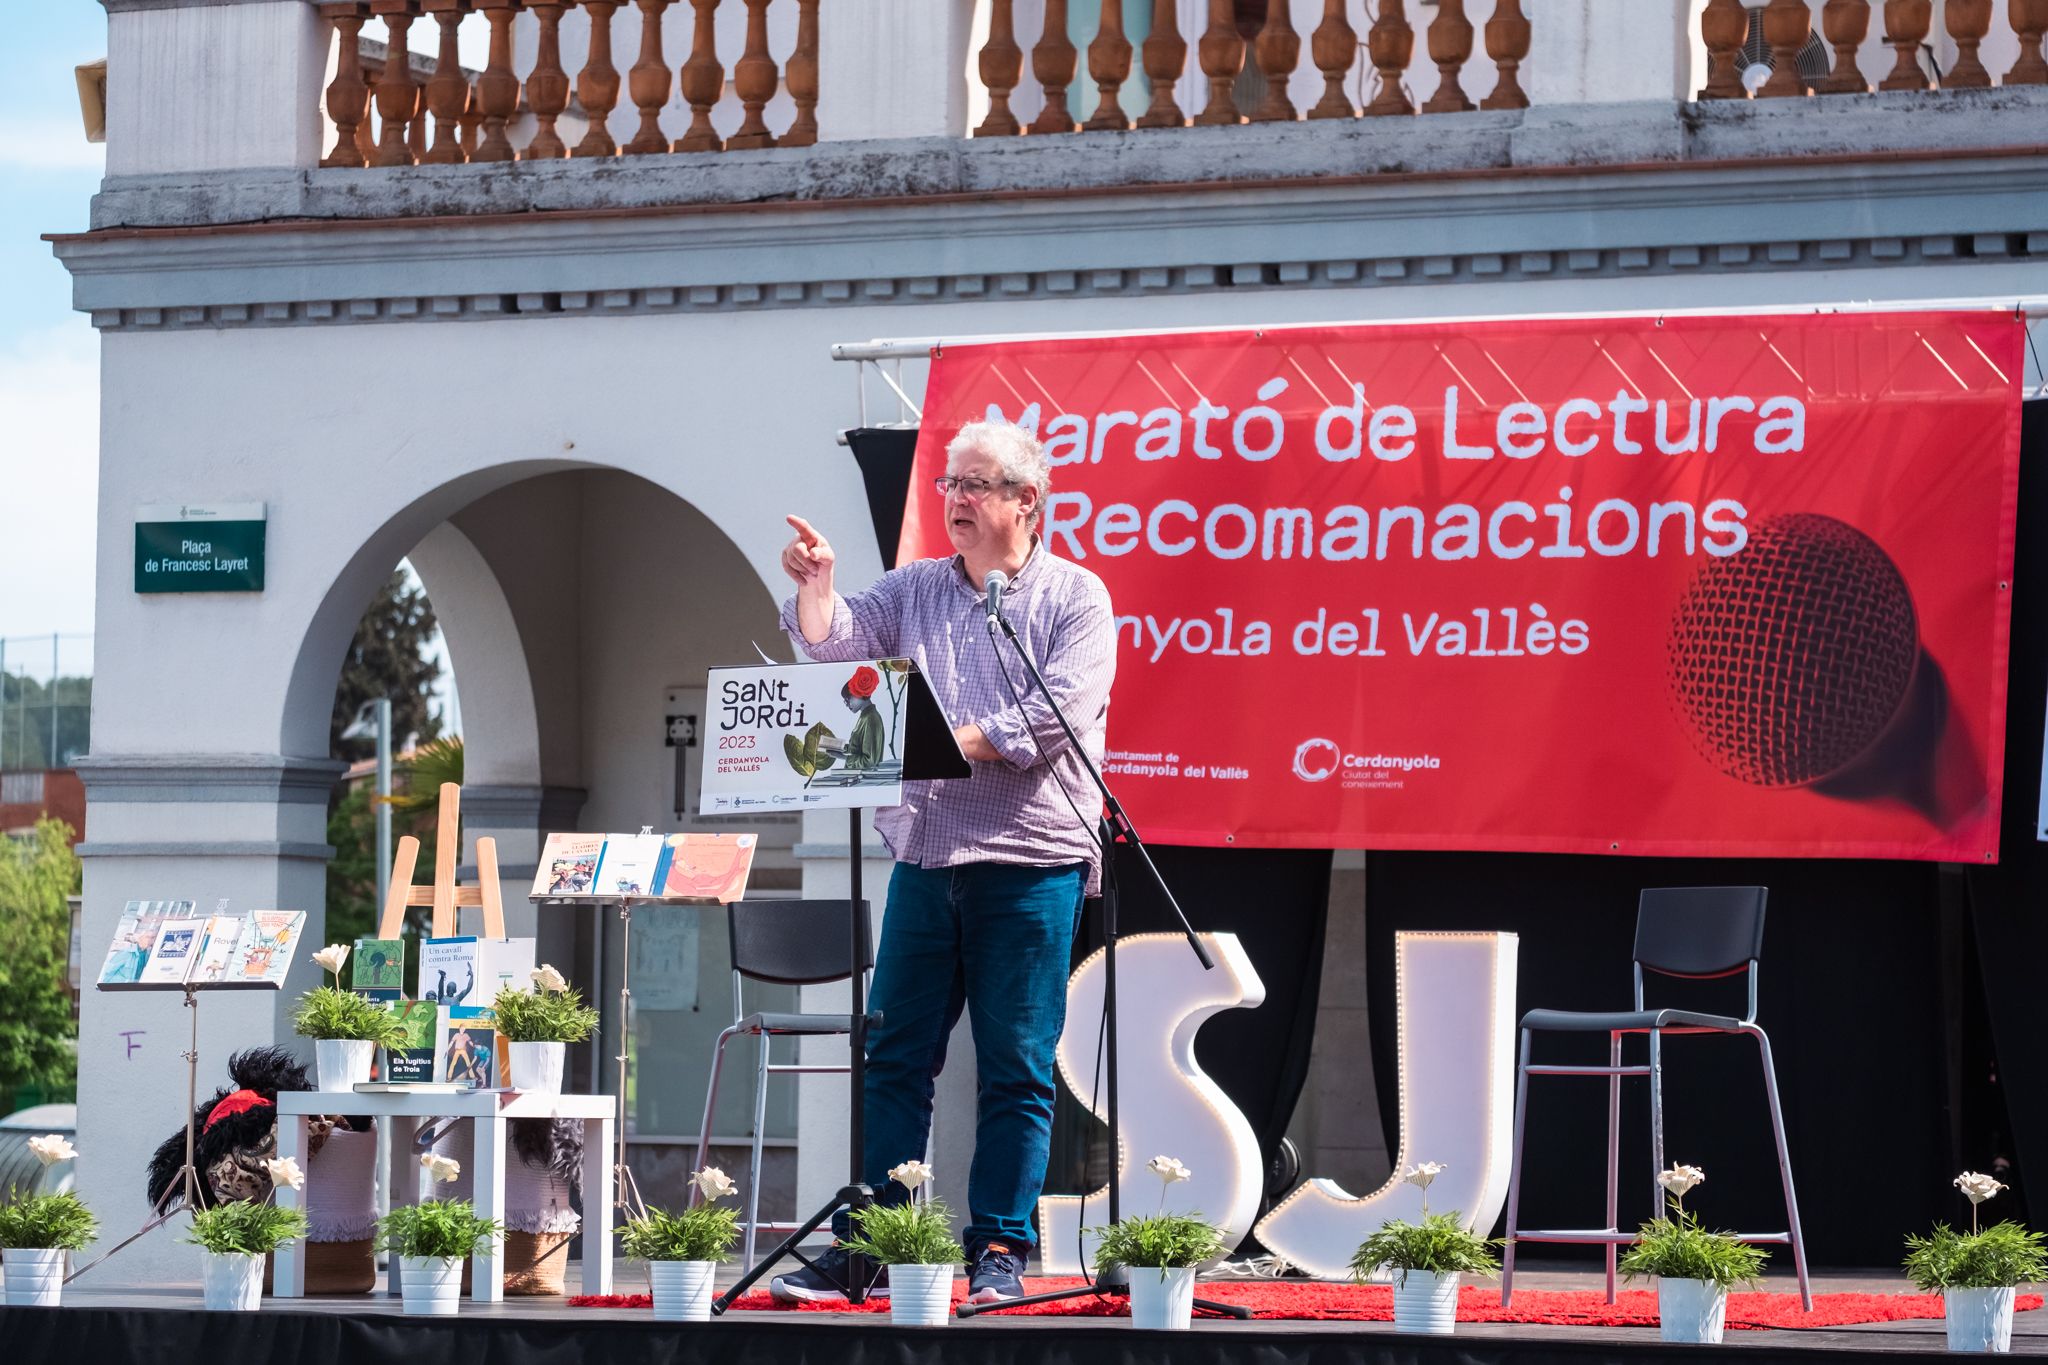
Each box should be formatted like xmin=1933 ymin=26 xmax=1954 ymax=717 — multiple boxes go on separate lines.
xmin=958 ymin=601 xmax=1250 ymax=1321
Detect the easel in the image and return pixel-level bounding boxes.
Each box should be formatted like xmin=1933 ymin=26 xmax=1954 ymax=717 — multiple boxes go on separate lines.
xmin=71 ymin=976 xmax=251 ymax=1282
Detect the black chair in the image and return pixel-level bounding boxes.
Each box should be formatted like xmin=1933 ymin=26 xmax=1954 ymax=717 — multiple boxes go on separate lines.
xmin=1499 ymin=887 xmax=1810 ymax=1308
xmin=691 ymin=898 xmax=873 ymax=1268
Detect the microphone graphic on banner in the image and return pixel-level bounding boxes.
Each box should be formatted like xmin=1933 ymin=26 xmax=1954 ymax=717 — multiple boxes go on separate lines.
xmin=1664 ymin=512 xmax=1985 ymax=828
xmin=984 ymin=569 xmax=1009 ymax=628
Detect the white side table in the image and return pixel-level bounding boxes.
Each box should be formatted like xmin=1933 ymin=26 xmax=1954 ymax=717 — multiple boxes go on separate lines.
xmin=273 ymin=1090 xmax=615 ymax=1302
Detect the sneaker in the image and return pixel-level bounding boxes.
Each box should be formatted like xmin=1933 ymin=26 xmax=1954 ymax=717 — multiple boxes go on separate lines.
xmin=966 ymin=1241 xmax=1028 ymax=1304
xmin=769 ymin=1244 xmax=891 ymax=1304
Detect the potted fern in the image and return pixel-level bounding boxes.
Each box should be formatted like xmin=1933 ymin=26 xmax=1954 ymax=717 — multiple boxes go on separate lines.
xmin=841 ymin=1162 xmax=962 ymax=1326
xmin=0 ymin=1136 xmax=95 ymax=1307
xmin=1350 ymin=1162 xmax=1499 ymax=1335
xmin=381 ymin=1157 xmax=502 ymax=1316
xmin=1904 ymin=1171 xmax=2048 ymax=1354
xmin=296 ymin=944 xmax=408 ymax=1091
xmin=1618 ymin=1165 xmax=1766 ymax=1344
xmin=183 ymin=1158 xmax=310 ymax=1311
xmin=492 ymin=966 xmax=599 ymax=1095
xmin=620 ymin=1168 xmax=742 ymax=1321
xmin=1094 ymin=1156 xmax=1226 ymax=1330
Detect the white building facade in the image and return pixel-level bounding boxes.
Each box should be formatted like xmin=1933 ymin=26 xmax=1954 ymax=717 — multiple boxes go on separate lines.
xmin=59 ymin=0 xmax=2048 ymax=1284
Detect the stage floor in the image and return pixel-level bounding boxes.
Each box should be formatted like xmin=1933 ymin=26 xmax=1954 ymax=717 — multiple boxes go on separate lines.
xmin=18 ymin=1266 xmax=2044 ymax=1359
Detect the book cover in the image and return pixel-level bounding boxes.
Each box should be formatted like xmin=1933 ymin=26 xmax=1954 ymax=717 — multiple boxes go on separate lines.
xmin=437 ymin=1005 xmax=499 ymax=1089
xmin=224 ymin=910 xmax=305 ymax=987
xmin=476 ymin=937 xmax=537 ymax=1004
xmin=138 ymin=917 xmax=208 ymax=986
xmin=532 ymin=833 xmax=605 ymax=898
xmin=591 ymin=833 xmax=668 ymax=898
xmin=656 ymin=832 xmax=760 ymax=903
xmin=384 ymin=1000 xmax=440 ymax=1083
xmin=420 ymin=936 xmax=482 ymax=1008
xmin=190 ymin=915 xmax=244 ymax=985
xmin=352 ymin=937 xmax=405 ymax=1000
xmin=96 ymin=899 xmax=195 ymax=986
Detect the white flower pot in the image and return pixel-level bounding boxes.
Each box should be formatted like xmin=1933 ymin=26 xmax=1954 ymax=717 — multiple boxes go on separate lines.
xmin=1657 ymin=1276 xmax=1729 ymax=1344
xmin=3 ymin=1248 xmax=66 ymax=1306
xmin=1127 ymin=1265 xmax=1198 ymax=1330
xmin=888 ymin=1263 xmax=954 ymax=1326
xmin=315 ymin=1038 xmax=375 ymax=1092
xmin=401 ymin=1255 xmax=465 ymax=1316
xmin=1391 ymin=1268 xmax=1461 ymax=1335
xmin=201 ymin=1250 xmax=264 ymax=1311
xmin=507 ymin=1041 xmax=565 ymax=1095
xmin=649 ymin=1259 xmax=717 ymax=1322
xmin=1945 ymin=1286 xmax=2017 ymax=1353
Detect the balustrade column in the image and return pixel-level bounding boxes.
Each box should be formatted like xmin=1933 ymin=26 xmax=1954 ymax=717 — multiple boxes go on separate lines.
xmin=1879 ymin=0 xmax=1934 ymax=90
xmin=677 ymin=0 xmax=725 ymax=151
xmin=1424 ymin=0 xmax=1474 ymax=113
xmin=459 ymin=96 xmax=483 ymax=156
xmin=1697 ymin=0 xmax=1750 ymax=98
xmin=1944 ymin=0 xmax=1993 ymax=87
xmin=1479 ymin=0 xmax=1528 ymax=110
xmin=473 ymin=0 xmax=521 ymax=160
xmin=422 ymin=0 xmax=470 ymax=163
xmin=370 ymin=1 xmax=423 ymax=165
xmin=1194 ymin=0 xmax=1244 ymax=125
xmin=1365 ymin=0 xmax=1414 ymax=116
xmin=1135 ymin=0 xmax=1187 ymax=127
xmin=319 ymin=3 xmax=372 ymax=168
xmin=784 ymin=0 xmax=821 ymax=145
xmin=357 ymin=68 xmax=381 ymax=159
xmin=1308 ymin=0 xmax=1356 ymax=119
xmin=1250 ymin=0 xmax=1299 ymax=122
xmin=729 ymin=0 xmax=779 ymax=148
xmin=1030 ymin=0 xmax=1078 ymax=134
xmin=1758 ymin=0 xmax=1812 ymax=96
xmin=525 ymin=2 xmax=572 ymax=157
xmin=575 ymin=1 xmax=624 ymax=154
xmin=976 ymin=0 xmax=1024 ymax=135
xmin=2013 ymin=0 xmax=2048 ymax=84
xmin=1084 ymin=0 xmax=1134 ymax=132
xmin=624 ymin=0 xmax=674 ymax=154
xmin=1817 ymin=0 xmax=1871 ymax=93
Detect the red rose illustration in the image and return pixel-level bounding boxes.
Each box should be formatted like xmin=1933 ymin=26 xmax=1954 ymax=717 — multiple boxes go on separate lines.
xmin=848 ymin=667 xmax=881 ymax=698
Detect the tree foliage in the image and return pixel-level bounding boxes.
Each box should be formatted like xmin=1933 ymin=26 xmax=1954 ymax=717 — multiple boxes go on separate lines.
xmin=0 ymin=818 xmax=80 ymax=1098
xmin=330 ymin=570 xmax=444 ymax=764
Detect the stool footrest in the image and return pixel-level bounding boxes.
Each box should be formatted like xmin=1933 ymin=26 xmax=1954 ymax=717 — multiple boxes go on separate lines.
xmin=1525 ymin=1064 xmax=1653 ymax=1076
xmin=1513 ymin=1229 xmax=1793 ymax=1245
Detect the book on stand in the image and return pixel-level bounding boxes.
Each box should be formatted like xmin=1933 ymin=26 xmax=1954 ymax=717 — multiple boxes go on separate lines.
xmin=590 ymin=833 xmax=670 ymax=899
xmin=532 ymin=833 xmax=604 ymax=898
xmin=137 ymin=917 xmax=208 ymax=986
xmin=383 ymin=1000 xmax=440 ymax=1084
xmin=96 ymin=900 xmax=195 ymax=986
xmin=527 ymin=831 xmax=761 ymax=902
xmin=223 ymin=911 xmax=305 ymax=988
xmin=437 ymin=1005 xmax=500 ymax=1089
xmin=352 ymin=937 xmax=405 ymax=1001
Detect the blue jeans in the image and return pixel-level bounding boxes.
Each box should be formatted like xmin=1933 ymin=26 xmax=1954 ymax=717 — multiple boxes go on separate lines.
xmin=832 ymin=860 xmax=1085 ymax=1256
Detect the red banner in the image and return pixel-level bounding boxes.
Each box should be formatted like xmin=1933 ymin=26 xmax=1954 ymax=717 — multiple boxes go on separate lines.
xmin=901 ymin=312 xmax=2025 ymax=860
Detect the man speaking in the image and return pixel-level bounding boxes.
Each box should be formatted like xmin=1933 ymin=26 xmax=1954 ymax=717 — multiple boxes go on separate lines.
xmin=769 ymin=420 xmax=1115 ymax=1306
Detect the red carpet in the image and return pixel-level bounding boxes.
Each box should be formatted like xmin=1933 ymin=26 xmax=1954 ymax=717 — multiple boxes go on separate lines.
xmin=570 ymin=1279 xmax=2044 ymax=1328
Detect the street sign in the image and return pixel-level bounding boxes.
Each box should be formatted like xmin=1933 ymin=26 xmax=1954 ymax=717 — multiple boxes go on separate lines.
xmin=134 ymin=502 xmax=266 ymax=594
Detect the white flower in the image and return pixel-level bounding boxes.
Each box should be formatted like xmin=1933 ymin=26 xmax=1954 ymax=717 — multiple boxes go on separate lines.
xmin=1147 ymin=1155 xmax=1191 ymax=1184
xmin=421 ymin=1153 xmax=461 ymax=1183
xmin=312 ymin=943 xmax=350 ymax=977
xmin=27 ymin=1135 xmax=75 ymax=1167
xmin=1955 ymin=1171 xmax=2008 ymax=1206
xmin=1402 ymin=1161 xmax=1446 ymax=1191
xmin=1659 ymin=1165 xmax=1706 ymax=1199
xmin=888 ymin=1160 xmax=934 ymax=1193
xmin=265 ymin=1156 xmax=305 ymax=1192
xmin=531 ymin=964 xmax=569 ymax=993
xmin=692 ymin=1167 xmax=738 ymax=1201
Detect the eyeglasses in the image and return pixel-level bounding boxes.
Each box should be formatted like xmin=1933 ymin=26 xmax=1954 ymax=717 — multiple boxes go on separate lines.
xmin=934 ymin=475 xmax=1019 ymax=499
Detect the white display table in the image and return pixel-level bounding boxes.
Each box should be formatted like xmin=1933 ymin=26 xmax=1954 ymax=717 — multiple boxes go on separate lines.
xmin=271 ymin=1089 xmax=615 ymax=1302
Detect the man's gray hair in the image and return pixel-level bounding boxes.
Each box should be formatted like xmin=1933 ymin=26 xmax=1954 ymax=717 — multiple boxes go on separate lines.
xmin=947 ymin=420 xmax=1051 ymax=526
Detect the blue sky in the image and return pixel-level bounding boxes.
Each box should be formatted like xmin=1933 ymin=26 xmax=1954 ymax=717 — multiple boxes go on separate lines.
xmin=0 ymin=6 xmax=108 ymax=656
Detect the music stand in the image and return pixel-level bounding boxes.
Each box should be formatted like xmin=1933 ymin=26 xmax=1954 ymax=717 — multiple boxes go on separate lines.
xmin=709 ymin=660 xmax=967 ymax=1313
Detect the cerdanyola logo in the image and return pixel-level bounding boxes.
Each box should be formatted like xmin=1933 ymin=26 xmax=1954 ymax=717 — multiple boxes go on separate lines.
xmin=1293 ymin=738 xmax=1341 ymax=783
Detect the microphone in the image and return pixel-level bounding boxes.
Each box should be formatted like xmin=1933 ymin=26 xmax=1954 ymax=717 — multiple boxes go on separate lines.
xmin=984 ymin=569 xmax=1009 ymax=627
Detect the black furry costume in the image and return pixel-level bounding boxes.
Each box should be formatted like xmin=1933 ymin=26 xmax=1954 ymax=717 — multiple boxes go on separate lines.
xmin=145 ymin=1046 xmax=370 ymax=1210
